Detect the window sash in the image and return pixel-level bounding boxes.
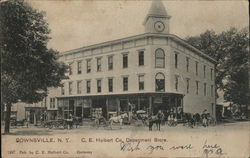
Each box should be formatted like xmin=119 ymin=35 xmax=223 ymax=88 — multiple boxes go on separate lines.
xmin=77 ymin=61 xmax=82 ymax=74
xmin=97 ymin=58 xmax=101 ymax=72
xmin=123 ymin=55 xmax=128 ymax=68
xmin=123 ymin=77 xmax=128 ymax=91
xmin=87 ymin=60 xmax=91 ymax=73
xmin=175 ymin=76 xmax=178 ymax=91
xmin=195 ymin=62 xmax=199 ymax=75
xmin=204 ymin=65 xmax=206 ymax=78
xmin=175 ymin=54 xmax=178 ymax=68
xmin=204 ymin=83 xmax=207 ymax=96
xmin=211 ymin=68 xmax=213 ymax=80
xmin=155 ymin=58 xmax=165 ymax=68
xmin=211 ymin=85 xmax=214 ymax=96
xmin=86 ymin=81 xmax=91 ymax=93
xmin=138 ymin=75 xmax=144 ymax=90
xmin=108 ymin=79 xmax=113 ymax=92
xmin=69 ymin=82 xmax=73 ymax=94
xmin=108 ymin=56 xmax=113 ymax=70
xmin=69 ymin=63 xmax=73 ymax=75
xmin=139 ymin=51 xmax=144 ymax=66
xmin=156 ymin=79 xmax=165 ymax=91
xmin=77 ymin=81 xmax=82 ymax=94
xmin=97 ymin=80 xmax=102 ymax=92
xmin=186 ymin=57 xmax=189 ymax=72
xmin=196 ymin=81 xmax=199 ymax=95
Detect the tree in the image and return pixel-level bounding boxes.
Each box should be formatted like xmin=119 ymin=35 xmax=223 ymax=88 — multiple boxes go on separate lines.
xmin=186 ymin=27 xmax=249 ymax=116
xmin=222 ymin=28 xmax=249 ymax=113
xmin=0 ymin=0 xmax=68 ymax=133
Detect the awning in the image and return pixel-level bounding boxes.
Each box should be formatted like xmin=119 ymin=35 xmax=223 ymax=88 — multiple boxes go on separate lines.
xmin=56 ymin=92 xmax=185 ymax=99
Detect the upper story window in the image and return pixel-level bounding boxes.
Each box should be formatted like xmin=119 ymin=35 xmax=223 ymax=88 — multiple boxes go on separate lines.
xmin=138 ymin=51 xmax=144 ymax=66
xmin=195 ymin=61 xmax=199 ymax=76
xmin=97 ymin=79 xmax=102 ymax=93
xmin=155 ymin=48 xmax=165 ymax=68
xmin=77 ymin=61 xmax=82 ymax=74
xmin=69 ymin=63 xmax=73 ymax=75
xmin=186 ymin=57 xmax=189 ymax=72
xmin=195 ymin=80 xmax=199 ymax=95
xmin=96 ymin=58 xmax=102 ymax=72
xmin=155 ymin=72 xmax=165 ymax=92
xmin=77 ymin=80 xmax=82 ymax=94
xmin=123 ymin=54 xmax=128 ymax=68
xmin=211 ymin=85 xmax=214 ymax=96
xmin=204 ymin=65 xmax=206 ymax=78
xmin=61 ymin=84 xmax=65 ymax=95
xmin=138 ymin=75 xmax=145 ymax=90
xmin=50 ymin=98 xmax=55 ymax=108
xmin=86 ymin=80 xmax=91 ymax=93
xmin=175 ymin=53 xmax=178 ymax=69
xmin=108 ymin=56 xmax=113 ymax=70
xmin=211 ymin=68 xmax=213 ymax=80
xmin=69 ymin=81 xmax=73 ymax=95
xmin=108 ymin=78 xmax=113 ymax=92
xmin=186 ymin=78 xmax=190 ymax=94
xmin=175 ymin=75 xmax=179 ymax=91
xmin=86 ymin=59 xmax=91 ymax=73
xmin=123 ymin=77 xmax=128 ymax=91
xmin=204 ymin=83 xmax=207 ymax=96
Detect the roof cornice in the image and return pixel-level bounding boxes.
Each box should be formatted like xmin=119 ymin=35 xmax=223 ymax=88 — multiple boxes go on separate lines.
xmin=60 ymin=33 xmax=217 ymax=64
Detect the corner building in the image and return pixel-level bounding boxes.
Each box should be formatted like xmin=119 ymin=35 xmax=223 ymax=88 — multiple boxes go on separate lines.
xmin=47 ymin=1 xmax=216 ymax=120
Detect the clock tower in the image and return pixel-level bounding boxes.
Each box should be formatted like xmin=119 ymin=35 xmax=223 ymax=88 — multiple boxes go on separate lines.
xmin=143 ymin=0 xmax=171 ymax=34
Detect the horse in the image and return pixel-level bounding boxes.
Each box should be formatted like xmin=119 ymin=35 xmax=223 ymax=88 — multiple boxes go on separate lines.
xmin=109 ymin=113 xmax=128 ymax=129
xmin=148 ymin=112 xmax=164 ymax=131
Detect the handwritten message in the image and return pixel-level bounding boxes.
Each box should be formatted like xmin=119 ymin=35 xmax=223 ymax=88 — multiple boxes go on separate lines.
xmin=4 ymin=135 xmax=243 ymax=158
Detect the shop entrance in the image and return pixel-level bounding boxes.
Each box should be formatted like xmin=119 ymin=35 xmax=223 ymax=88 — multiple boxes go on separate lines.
xmin=69 ymin=100 xmax=75 ymax=115
xmin=92 ymin=98 xmax=107 ymax=118
xmin=120 ymin=99 xmax=129 ymax=113
xmin=152 ymin=95 xmax=183 ymax=119
xmin=76 ymin=107 xmax=82 ymax=117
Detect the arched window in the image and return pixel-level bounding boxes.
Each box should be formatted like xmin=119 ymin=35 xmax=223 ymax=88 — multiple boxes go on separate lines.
xmin=155 ymin=48 xmax=165 ymax=68
xmin=155 ymin=73 xmax=165 ymax=92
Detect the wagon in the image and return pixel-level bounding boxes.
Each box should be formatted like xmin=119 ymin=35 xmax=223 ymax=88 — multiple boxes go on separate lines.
xmin=131 ymin=110 xmax=149 ymax=126
xmin=92 ymin=116 xmax=110 ymax=129
xmin=45 ymin=119 xmax=68 ymax=129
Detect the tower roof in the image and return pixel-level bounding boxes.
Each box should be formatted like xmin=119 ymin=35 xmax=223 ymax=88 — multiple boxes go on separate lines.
xmin=147 ymin=0 xmax=168 ymax=17
xmin=144 ymin=0 xmax=170 ymax=24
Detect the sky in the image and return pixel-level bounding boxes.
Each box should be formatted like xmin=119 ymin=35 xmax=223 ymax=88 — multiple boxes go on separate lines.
xmin=27 ymin=0 xmax=249 ymax=52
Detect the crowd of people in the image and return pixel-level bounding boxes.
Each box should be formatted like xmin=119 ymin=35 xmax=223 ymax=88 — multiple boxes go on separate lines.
xmin=21 ymin=105 xmax=215 ymax=130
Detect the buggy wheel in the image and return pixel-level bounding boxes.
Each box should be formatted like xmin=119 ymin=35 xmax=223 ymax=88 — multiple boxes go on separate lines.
xmin=48 ymin=124 xmax=53 ymax=129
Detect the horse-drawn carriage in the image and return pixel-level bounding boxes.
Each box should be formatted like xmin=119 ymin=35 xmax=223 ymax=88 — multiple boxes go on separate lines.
xmin=182 ymin=112 xmax=216 ymax=128
xmin=43 ymin=119 xmax=67 ymax=129
xmin=43 ymin=116 xmax=81 ymax=129
xmin=91 ymin=108 xmax=110 ymax=129
xmin=131 ymin=110 xmax=149 ymax=126
xmin=91 ymin=108 xmax=130 ymax=129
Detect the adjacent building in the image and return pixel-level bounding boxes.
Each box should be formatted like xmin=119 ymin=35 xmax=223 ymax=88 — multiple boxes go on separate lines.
xmin=46 ymin=1 xmax=216 ymax=120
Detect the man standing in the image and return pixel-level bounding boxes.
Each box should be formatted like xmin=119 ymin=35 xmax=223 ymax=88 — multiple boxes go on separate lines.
xmin=202 ymin=109 xmax=208 ymax=127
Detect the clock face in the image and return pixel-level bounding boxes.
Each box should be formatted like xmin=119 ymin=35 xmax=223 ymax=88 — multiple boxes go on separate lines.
xmin=154 ymin=21 xmax=165 ymax=32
